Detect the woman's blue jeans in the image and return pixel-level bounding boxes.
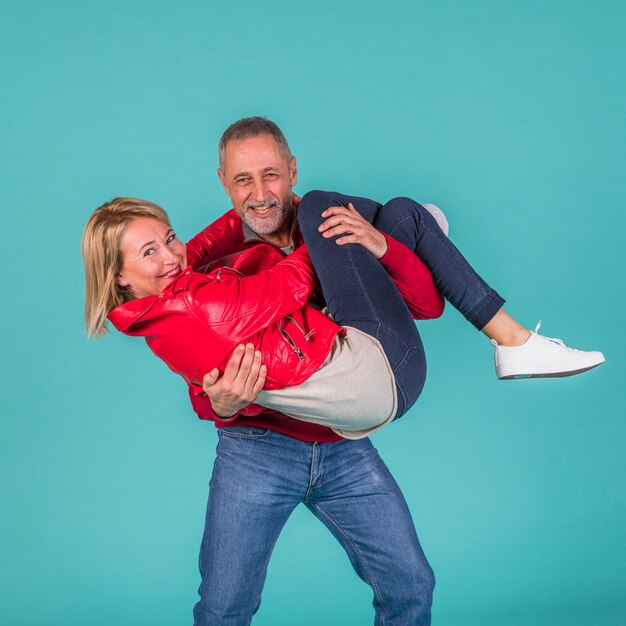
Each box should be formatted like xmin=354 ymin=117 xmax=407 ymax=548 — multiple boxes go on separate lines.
xmin=193 ymin=427 xmax=435 ymax=626
xmin=298 ymin=190 xmax=505 ymax=419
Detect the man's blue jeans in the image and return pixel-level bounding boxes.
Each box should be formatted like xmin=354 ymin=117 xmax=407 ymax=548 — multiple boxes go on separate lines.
xmin=194 ymin=191 xmax=505 ymax=625
xmin=193 ymin=427 xmax=435 ymax=626
xmin=298 ymin=190 xmax=505 ymax=418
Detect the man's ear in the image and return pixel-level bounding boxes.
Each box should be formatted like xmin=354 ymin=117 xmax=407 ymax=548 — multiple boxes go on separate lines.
xmin=217 ymin=168 xmax=231 ymax=196
xmin=289 ymin=156 xmax=298 ymax=187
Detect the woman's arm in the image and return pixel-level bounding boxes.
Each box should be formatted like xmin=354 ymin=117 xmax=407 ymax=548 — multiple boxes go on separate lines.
xmin=186 ymin=244 xmax=319 ymax=343
xmin=185 ymin=209 xmax=246 ymax=270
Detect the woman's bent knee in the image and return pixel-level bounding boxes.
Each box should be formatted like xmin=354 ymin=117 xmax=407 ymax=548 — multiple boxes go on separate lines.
xmin=299 ymin=190 xmax=342 ymax=229
xmin=384 ymin=196 xmax=426 ymax=219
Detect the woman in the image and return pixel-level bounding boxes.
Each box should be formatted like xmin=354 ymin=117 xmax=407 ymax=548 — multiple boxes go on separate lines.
xmin=82 ymin=192 xmax=604 ymax=438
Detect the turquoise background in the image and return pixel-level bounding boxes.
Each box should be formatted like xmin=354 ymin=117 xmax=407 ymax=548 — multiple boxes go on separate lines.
xmin=1 ymin=1 xmax=624 ymax=624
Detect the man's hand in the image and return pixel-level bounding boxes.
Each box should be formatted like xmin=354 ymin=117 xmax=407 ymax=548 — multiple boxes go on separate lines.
xmin=318 ymin=203 xmax=388 ymax=259
xmin=202 ymin=344 xmax=267 ymax=418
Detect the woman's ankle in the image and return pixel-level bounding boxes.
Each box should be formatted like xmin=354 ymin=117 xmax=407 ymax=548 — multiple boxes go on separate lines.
xmin=482 ymin=309 xmax=531 ymax=346
xmin=495 ymin=328 xmax=532 ymax=347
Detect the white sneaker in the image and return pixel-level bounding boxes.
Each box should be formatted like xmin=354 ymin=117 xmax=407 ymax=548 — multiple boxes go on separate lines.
xmin=493 ymin=322 xmax=605 ymax=380
xmin=422 ymin=203 xmax=449 ymax=236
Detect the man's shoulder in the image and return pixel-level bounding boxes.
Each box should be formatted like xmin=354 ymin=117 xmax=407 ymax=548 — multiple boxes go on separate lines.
xmin=187 ymin=209 xmax=246 ymax=270
xmin=212 ymin=208 xmax=244 ymax=234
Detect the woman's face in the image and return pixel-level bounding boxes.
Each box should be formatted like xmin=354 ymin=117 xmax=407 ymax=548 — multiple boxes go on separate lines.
xmin=118 ymin=217 xmax=187 ymax=297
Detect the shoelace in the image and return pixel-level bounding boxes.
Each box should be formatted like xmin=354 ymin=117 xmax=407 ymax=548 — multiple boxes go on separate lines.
xmin=534 ymin=321 xmax=582 ymax=353
xmin=491 ymin=321 xmax=581 ymax=352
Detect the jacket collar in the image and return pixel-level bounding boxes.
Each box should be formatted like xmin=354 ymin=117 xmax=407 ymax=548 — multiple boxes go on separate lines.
xmin=107 ymin=267 xmax=192 ymax=332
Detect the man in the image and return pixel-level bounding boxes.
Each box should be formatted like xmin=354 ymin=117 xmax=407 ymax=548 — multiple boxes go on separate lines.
xmin=187 ymin=116 xmax=604 ymax=624
xmin=188 ymin=117 xmax=437 ymax=625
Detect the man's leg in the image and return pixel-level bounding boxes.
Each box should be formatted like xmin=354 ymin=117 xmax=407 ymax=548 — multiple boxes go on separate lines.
xmin=306 ymin=437 xmax=435 ymax=626
xmin=193 ymin=427 xmax=304 ymax=626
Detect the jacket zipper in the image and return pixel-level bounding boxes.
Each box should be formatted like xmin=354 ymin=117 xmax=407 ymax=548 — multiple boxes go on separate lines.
xmin=276 ymin=322 xmax=305 ymax=360
xmin=215 ymin=266 xmax=244 ymax=281
xmin=284 ymin=315 xmax=316 ymax=341
xmin=215 ymin=266 xmax=312 ymax=361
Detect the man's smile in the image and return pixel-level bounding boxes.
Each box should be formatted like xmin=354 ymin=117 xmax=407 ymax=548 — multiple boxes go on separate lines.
xmin=248 ymin=204 xmax=276 ymax=217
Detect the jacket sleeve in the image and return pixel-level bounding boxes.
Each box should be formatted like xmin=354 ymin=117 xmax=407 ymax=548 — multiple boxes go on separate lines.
xmin=189 ymin=386 xmax=239 ymax=422
xmin=188 ymin=385 xmax=267 ymax=423
xmin=379 ymin=233 xmax=445 ymax=320
xmin=187 ymin=245 xmax=319 ymax=342
xmin=185 ymin=210 xmax=244 ymax=270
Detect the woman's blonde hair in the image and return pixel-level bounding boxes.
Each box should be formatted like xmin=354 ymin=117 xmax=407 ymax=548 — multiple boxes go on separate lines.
xmin=81 ymin=197 xmax=171 ymax=338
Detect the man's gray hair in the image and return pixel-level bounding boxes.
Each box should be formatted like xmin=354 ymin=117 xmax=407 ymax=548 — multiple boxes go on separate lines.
xmin=218 ymin=117 xmax=292 ymax=170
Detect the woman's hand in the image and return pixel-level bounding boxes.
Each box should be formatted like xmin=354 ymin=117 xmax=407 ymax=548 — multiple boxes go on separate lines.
xmin=318 ymin=202 xmax=388 ymax=259
xmin=202 ymin=344 xmax=266 ymax=418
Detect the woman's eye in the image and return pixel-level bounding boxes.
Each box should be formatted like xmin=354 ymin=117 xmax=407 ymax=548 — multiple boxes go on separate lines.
xmin=167 ymin=234 xmax=176 ymax=244
xmin=144 ymin=248 xmax=156 ymax=257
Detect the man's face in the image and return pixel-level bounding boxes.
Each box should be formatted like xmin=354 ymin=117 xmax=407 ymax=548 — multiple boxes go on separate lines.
xmin=218 ymin=134 xmax=297 ymax=237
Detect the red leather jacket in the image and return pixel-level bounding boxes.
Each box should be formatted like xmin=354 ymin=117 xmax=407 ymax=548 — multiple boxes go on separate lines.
xmin=184 ymin=209 xmax=445 ymax=322
xmin=110 ymin=207 xmax=444 ymax=443
xmin=108 ymin=243 xmax=342 ymax=396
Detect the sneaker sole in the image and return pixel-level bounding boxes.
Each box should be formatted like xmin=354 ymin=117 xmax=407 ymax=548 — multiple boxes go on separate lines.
xmin=498 ymin=362 xmax=604 ymax=380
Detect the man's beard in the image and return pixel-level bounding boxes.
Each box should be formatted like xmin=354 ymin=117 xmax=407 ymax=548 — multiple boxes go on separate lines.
xmin=241 ymin=193 xmax=292 ymax=236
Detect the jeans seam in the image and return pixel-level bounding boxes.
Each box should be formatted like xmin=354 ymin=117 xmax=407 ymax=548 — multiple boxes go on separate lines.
xmin=307 ymin=502 xmax=387 ymax=625
xmin=338 ymin=244 xmax=379 ymax=329
xmin=378 ymin=320 xmax=418 ymax=353
xmin=249 ymin=522 xmax=290 ymax=623
xmin=219 ymin=428 xmax=271 ymax=440
xmin=390 ymin=345 xmax=425 ymax=417
xmin=463 ymin=291 xmax=500 ymax=324
xmin=389 ymin=214 xmax=496 ymax=318
xmin=465 ymin=291 xmax=506 ymax=329
xmin=304 ymin=443 xmax=318 ymax=500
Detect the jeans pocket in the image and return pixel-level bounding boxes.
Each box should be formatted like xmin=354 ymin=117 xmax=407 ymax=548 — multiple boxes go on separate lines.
xmin=219 ymin=425 xmax=271 ymax=440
